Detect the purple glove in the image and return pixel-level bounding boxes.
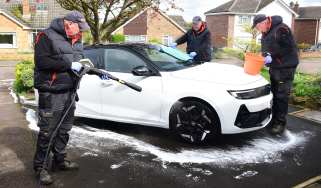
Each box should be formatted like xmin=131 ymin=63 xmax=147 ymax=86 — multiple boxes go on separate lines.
xmin=189 ymin=52 xmax=197 ymax=58
xmin=100 ymin=74 xmax=109 ymax=80
xmin=264 ymin=55 xmax=272 ymax=65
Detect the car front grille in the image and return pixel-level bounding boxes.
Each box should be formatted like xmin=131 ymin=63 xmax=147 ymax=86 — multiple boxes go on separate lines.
xmin=234 ymin=105 xmax=271 ymax=128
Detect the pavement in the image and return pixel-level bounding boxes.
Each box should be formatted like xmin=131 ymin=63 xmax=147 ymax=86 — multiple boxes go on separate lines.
xmin=0 ymin=61 xmax=321 ymax=188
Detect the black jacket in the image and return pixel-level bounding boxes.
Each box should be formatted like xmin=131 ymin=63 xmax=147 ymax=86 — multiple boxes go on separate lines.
xmin=34 ymin=18 xmax=84 ymax=92
xmin=261 ymin=16 xmax=299 ymax=69
xmin=176 ymin=24 xmax=212 ymax=62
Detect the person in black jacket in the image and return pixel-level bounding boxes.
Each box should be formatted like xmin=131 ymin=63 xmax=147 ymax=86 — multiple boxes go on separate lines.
xmin=171 ymin=16 xmax=212 ymax=62
xmin=252 ymin=14 xmax=299 ymax=135
xmin=33 ymin=11 xmax=90 ymax=185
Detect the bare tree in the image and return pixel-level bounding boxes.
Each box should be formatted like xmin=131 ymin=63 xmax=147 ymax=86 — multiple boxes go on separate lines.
xmin=56 ymin=0 xmax=179 ymax=44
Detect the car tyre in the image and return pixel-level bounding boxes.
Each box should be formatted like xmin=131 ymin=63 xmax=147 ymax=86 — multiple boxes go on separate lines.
xmin=169 ymin=100 xmax=220 ymax=144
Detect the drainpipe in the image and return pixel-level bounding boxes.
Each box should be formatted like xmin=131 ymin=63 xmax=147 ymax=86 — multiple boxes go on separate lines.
xmin=315 ymin=19 xmax=319 ymax=45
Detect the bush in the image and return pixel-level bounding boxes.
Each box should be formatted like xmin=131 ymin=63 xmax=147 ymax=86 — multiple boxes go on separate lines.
xmin=222 ymin=48 xmax=245 ymax=60
xmin=297 ymin=43 xmax=312 ymax=50
xmin=261 ymin=70 xmax=321 ymax=109
xmin=292 ymin=72 xmax=321 ymax=109
xmin=11 ymin=5 xmax=22 ymax=19
xmin=111 ymin=34 xmax=125 ymax=43
xmin=13 ymin=60 xmax=34 ymax=94
xmin=83 ymin=31 xmax=93 ymax=45
xmin=148 ymin=38 xmax=162 ymax=44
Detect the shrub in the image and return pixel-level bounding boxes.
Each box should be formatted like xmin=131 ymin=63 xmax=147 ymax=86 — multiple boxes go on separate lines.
xmin=111 ymin=34 xmax=125 ymax=43
xmin=292 ymin=72 xmax=321 ymax=109
xmin=11 ymin=5 xmax=22 ymax=19
xmin=148 ymin=38 xmax=162 ymax=44
xmin=222 ymin=48 xmax=245 ymax=60
xmin=83 ymin=31 xmax=93 ymax=45
xmin=297 ymin=43 xmax=312 ymax=50
xmin=14 ymin=60 xmax=34 ymax=94
xmin=261 ymin=70 xmax=321 ymax=109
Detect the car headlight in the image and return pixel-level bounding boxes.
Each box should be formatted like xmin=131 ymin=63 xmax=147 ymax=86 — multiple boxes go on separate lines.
xmin=228 ymin=84 xmax=271 ymax=99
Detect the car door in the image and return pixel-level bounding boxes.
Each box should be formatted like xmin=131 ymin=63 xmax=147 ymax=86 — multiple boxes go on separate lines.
xmin=76 ymin=48 xmax=105 ymax=117
xmin=101 ymin=47 xmax=163 ymax=125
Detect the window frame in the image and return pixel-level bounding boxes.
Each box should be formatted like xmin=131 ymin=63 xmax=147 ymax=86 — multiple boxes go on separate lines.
xmin=104 ymin=47 xmax=150 ymax=73
xmin=238 ymin=15 xmax=251 ymax=25
xmin=0 ymin=32 xmax=17 ymax=49
xmin=124 ymin=35 xmax=147 ymax=43
xmin=162 ymin=35 xmax=173 ymax=46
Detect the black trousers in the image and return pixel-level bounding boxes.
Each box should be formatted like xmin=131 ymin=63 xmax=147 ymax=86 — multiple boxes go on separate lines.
xmin=33 ymin=91 xmax=75 ymax=171
xmin=269 ymin=68 xmax=296 ymax=126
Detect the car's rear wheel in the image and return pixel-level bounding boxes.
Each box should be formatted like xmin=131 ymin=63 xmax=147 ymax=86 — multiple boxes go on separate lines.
xmin=169 ymin=100 xmax=220 ymax=144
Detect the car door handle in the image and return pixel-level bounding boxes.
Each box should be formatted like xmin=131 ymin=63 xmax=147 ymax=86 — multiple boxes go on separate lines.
xmin=101 ymin=81 xmax=113 ymax=87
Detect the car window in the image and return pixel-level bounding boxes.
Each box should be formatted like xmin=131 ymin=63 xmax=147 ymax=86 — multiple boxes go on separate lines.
xmin=83 ymin=48 xmax=106 ymax=69
xmin=106 ymin=48 xmax=146 ymax=73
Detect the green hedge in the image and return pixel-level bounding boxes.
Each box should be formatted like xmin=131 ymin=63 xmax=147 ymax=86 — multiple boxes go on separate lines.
xmin=292 ymin=72 xmax=321 ymax=109
xmin=111 ymin=34 xmax=125 ymax=43
xmin=13 ymin=60 xmax=34 ymax=94
xmin=261 ymin=69 xmax=321 ymax=109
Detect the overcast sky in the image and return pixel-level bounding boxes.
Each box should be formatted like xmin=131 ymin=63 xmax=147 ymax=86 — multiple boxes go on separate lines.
xmin=163 ymin=0 xmax=321 ymax=21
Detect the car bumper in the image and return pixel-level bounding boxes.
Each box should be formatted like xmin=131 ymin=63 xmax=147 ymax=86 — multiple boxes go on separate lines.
xmin=218 ymin=94 xmax=273 ymax=134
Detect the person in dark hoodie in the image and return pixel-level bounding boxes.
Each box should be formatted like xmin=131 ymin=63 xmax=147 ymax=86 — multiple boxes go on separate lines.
xmin=252 ymin=14 xmax=299 ymax=135
xmin=171 ymin=16 xmax=212 ymax=62
xmin=33 ymin=11 xmax=90 ymax=185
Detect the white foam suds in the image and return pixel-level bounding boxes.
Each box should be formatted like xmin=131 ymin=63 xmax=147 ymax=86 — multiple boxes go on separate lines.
xmin=25 ymin=109 xmax=311 ymax=167
xmin=110 ymin=161 xmax=127 ymax=169
xmin=81 ymin=152 xmax=99 ymax=157
xmin=234 ymin=171 xmax=259 ymax=179
xmin=8 ymin=87 xmax=18 ymax=103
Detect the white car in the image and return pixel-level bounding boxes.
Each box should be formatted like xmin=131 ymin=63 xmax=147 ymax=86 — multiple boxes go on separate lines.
xmin=76 ymin=43 xmax=272 ymax=143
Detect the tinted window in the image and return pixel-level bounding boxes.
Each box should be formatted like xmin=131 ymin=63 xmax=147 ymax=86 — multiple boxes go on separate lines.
xmin=106 ymin=48 xmax=146 ymax=73
xmin=84 ymin=48 xmax=106 ymax=69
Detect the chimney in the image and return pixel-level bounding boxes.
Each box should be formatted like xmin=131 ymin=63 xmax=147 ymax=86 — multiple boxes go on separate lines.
xmin=293 ymin=1 xmax=299 ymax=13
xmin=22 ymin=0 xmax=31 ymax=20
xmin=289 ymin=1 xmax=294 ymax=8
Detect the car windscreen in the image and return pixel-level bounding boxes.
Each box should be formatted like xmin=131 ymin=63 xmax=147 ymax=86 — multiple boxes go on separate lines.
xmin=143 ymin=45 xmax=199 ymax=71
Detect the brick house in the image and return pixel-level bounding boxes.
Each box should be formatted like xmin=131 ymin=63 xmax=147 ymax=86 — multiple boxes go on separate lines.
xmin=112 ymin=8 xmax=187 ymax=48
xmin=0 ymin=0 xmax=69 ymax=54
xmin=292 ymin=4 xmax=321 ymax=45
xmin=205 ymin=0 xmax=298 ymax=48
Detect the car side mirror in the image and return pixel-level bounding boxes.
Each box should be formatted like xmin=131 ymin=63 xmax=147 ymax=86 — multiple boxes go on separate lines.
xmin=132 ymin=66 xmax=152 ymax=76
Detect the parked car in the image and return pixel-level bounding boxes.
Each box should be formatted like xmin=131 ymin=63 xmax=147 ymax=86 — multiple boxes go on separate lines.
xmin=76 ymin=43 xmax=273 ymax=143
xmin=309 ymin=43 xmax=321 ymax=52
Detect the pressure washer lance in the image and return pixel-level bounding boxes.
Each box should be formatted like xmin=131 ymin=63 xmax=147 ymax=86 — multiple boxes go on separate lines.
xmin=38 ymin=61 xmax=142 ymax=187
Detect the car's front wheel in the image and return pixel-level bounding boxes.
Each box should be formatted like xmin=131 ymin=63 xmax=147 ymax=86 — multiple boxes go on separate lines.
xmin=169 ymin=100 xmax=220 ymax=144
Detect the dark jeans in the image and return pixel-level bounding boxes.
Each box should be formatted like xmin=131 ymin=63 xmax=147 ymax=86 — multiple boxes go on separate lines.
xmin=33 ymin=91 xmax=75 ymax=171
xmin=269 ymin=67 xmax=296 ymax=126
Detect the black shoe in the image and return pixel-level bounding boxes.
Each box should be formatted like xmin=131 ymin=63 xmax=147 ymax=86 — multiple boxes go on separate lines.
xmin=268 ymin=123 xmax=286 ymax=135
xmin=53 ymin=160 xmax=79 ymax=171
xmin=35 ymin=169 xmax=54 ymax=185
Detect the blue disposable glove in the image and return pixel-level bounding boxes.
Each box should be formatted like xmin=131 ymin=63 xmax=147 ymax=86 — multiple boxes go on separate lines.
xmin=189 ymin=52 xmax=197 ymax=58
xmin=100 ymin=74 xmax=109 ymax=80
xmin=264 ymin=55 xmax=272 ymax=65
xmin=169 ymin=42 xmax=177 ymax=48
xmin=71 ymin=62 xmax=82 ymax=72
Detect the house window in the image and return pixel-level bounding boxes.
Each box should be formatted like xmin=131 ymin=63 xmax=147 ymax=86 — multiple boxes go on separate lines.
xmin=125 ymin=35 xmax=147 ymax=43
xmin=238 ymin=15 xmax=251 ymax=25
xmin=0 ymin=33 xmax=17 ymax=48
xmin=162 ymin=35 xmax=173 ymax=46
